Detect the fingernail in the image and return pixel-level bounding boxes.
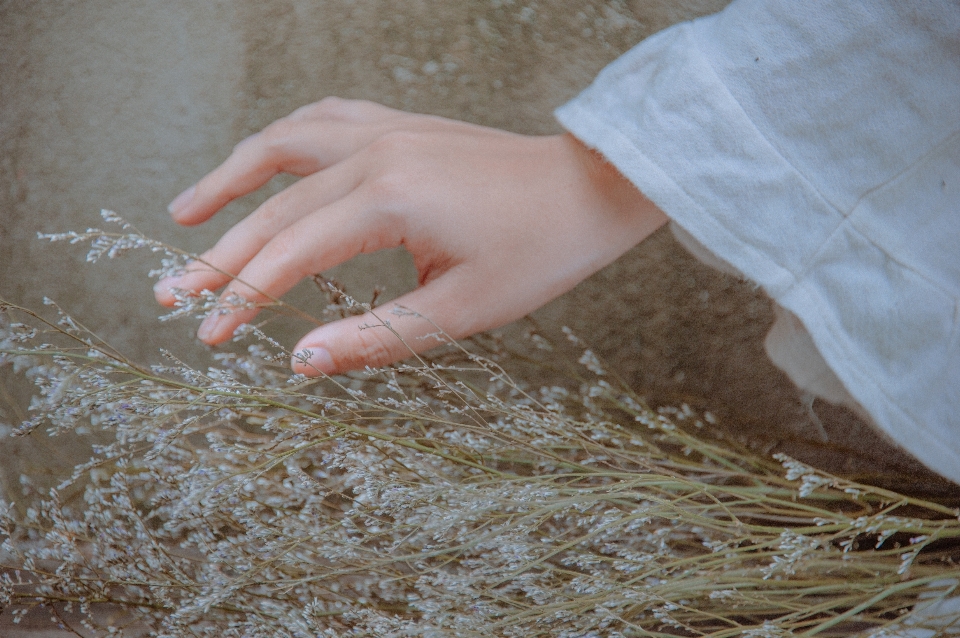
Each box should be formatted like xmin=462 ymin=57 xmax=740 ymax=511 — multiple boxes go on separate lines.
xmin=154 ymin=272 xmax=179 ymax=288
xmin=294 ymin=346 xmax=334 ymax=375
xmin=197 ymin=315 xmax=220 ymax=343
xmin=168 ymin=185 xmax=196 ymax=216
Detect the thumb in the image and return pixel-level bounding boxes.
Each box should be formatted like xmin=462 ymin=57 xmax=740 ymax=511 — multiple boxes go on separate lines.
xmin=290 ymin=277 xmax=472 ymax=376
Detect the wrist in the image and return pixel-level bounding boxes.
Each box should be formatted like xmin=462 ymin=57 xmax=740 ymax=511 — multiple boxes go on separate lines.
xmin=561 ymin=133 xmax=669 ymax=246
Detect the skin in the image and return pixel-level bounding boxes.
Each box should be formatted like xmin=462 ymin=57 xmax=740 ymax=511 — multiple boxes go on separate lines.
xmin=155 ymin=97 xmax=668 ymax=376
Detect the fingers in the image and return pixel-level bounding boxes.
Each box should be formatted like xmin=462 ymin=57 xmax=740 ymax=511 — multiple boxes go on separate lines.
xmin=286 ymin=97 xmax=401 ymax=124
xmin=154 ymin=157 xmax=365 ymax=307
xmin=168 ymin=99 xmax=406 ymax=226
xmin=290 ymin=272 xmax=474 ymax=376
xmin=190 ymin=188 xmax=403 ymax=345
xmin=168 ymin=120 xmax=343 ymax=226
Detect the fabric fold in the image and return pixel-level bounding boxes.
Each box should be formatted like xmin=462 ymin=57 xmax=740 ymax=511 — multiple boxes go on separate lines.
xmin=556 ymin=0 xmax=960 ymax=483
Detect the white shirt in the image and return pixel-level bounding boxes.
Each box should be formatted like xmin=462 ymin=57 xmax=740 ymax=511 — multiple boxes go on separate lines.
xmin=556 ymin=0 xmax=960 ymax=483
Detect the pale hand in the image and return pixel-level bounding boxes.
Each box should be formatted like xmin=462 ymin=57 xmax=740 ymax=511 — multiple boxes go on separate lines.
xmin=154 ymin=98 xmax=667 ymax=375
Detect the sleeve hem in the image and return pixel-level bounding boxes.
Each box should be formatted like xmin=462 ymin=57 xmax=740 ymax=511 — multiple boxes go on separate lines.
xmin=554 ymin=19 xmax=960 ymax=483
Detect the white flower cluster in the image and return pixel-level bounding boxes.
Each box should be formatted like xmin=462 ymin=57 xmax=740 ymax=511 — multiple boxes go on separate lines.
xmin=0 ymin=223 xmax=957 ymax=636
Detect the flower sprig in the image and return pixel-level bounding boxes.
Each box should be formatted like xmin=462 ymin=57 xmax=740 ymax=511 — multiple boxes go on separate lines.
xmin=0 ymin=219 xmax=958 ymax=637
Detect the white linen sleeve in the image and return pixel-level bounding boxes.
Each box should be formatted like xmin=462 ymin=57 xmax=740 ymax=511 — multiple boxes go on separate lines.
xmin=556 ymin=0 xmax=960 ymax=483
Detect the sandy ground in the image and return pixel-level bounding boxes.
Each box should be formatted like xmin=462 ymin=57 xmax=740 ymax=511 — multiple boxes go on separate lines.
xmin=1 ymin=0 xmax=954 ymax=633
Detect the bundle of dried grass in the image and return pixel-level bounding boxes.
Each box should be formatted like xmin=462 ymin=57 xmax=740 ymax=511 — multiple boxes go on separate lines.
xmin=1 ymin=212 xmax=957 ymax=637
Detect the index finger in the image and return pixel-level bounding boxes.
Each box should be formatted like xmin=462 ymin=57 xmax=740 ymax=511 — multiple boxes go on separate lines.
xmin=168 ymin=119 xmax=349 ymax=226
xmin=168 ymin=100 xmax=408 ymax=226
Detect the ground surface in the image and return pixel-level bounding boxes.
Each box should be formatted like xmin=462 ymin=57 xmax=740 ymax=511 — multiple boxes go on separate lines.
xmin=2 ymin=0 xmax=954 ymax=633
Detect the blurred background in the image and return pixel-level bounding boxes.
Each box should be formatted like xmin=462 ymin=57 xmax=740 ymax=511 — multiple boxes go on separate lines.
xmin=1 ymin=0 xmax=951 ymax=512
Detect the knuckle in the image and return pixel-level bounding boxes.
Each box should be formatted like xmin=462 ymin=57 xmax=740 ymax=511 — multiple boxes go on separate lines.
xmin=304 ymin=96 xmax=380 ymax=122
xmin=253 ymin=191 xmax=290 ymax=226
xmin=363 ymin=170 xmax=409 ymax=209
xmin=312 ymin=96 xmax=349 ymax=118
xmin=358 ymin=131 xmax=420 ymax=205
xmin=369 ymin=130 xmax=417 ymax=157
xmin=231 ymin=132 xmax=257 ymax=153
xmin=231 ymin=120 xmax=298 ymax=161
xmin=348 ymin=325 xmax=400 ymax=369
xmin=260 ymin=119 xmax=299 ymax=148
xmin=259 ymin=230 xmax=300 ymax=270
xmin=292 ymin=97 xmax=343 ymax=119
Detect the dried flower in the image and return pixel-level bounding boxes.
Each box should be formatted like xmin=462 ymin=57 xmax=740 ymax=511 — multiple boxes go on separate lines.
xmin=0 ymin=220 xmax=958 ymax=636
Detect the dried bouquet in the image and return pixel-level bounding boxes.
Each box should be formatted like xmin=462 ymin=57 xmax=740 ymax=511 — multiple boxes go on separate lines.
xmin=0 ymin=211 xmax=958 ymax=637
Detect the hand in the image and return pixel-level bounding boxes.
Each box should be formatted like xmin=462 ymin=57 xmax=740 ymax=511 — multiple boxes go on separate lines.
xmin=154 ymin=98 xmax=667 ymax=375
